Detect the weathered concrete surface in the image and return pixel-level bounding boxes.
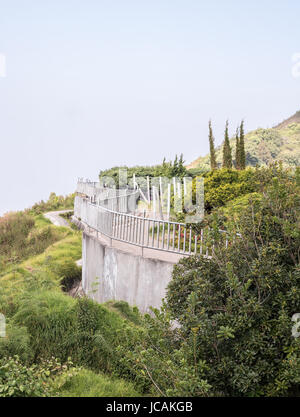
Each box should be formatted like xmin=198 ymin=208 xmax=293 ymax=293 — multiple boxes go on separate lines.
xmin=82 ymin=232 xmax=175 ymax=312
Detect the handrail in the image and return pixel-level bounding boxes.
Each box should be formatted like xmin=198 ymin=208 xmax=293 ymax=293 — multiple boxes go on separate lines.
xmin=74 ymin=193 xmax=230 ymax=257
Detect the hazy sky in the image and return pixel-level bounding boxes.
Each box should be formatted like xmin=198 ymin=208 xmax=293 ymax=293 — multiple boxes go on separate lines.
xmin=0 ymin=0 xmax=300 ymax=215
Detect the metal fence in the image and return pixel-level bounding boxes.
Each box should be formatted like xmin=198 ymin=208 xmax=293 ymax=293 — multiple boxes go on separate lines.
xmin=74 ymin=186 xmax=230 ymax=257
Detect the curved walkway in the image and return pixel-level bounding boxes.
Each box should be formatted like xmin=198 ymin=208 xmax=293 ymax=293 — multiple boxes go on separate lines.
xmin=44 ymin=210 xmax=72 ymax=227
xmin=44 ymin=210 xmax=82 ymax=267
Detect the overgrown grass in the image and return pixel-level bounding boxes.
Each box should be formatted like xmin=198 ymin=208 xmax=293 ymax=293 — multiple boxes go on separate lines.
xmin=57 ymin=369 xmax=141 ymax=397
xmin=0 ymin=232 xmax=82 ymax=316
xmin=105 ymin=301 xmax=141 ymax=325
xmin=0 ymin=200 xmax=147 ymax=397
xmin=33 ymin=214 xmax=52 ymax=228
xmin=0 ymin=211 xmax=73 ymax=275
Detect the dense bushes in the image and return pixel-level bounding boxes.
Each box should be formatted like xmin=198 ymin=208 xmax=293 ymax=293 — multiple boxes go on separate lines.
xmin=7 ymin=292 xmax=143 ymax=382
xmin=0 ymin=289 xmax=148 ymax=396
xmin=13 ymin=291 xmax=77 ymax=361
xmin=27 ymin=192 xmax=75 ymax=215
xmin=0 ymin=356 xmax=78 ymax=397
xmin=167 ymin=168 xmax=300 ymax=396
xmin=99 ymin=156 xmax=188 ymax=189
xmin=203 ymin=168 xmax=257 ymax=211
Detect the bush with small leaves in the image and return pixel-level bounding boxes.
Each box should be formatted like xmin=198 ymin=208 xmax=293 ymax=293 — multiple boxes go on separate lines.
xmin=0 ymin=356 xmax=79 ymax=397
xmin=167 ymin=167 xmax=300 ymax=396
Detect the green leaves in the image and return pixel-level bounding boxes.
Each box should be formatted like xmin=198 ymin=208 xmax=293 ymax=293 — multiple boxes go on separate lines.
xmin=166 ymin=166 xmax=300 ymax=396
xmin=217 ymin=326 xmax=235 ymax=340
xmin=0 ymin=355 xmax=78 ymax=397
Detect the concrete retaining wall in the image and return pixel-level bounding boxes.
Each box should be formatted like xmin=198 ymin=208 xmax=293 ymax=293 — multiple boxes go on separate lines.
xmin=82 ymin=231 xmax=175 ymax=312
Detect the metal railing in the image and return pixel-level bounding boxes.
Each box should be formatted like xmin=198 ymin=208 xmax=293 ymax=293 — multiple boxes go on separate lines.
xmin=74 ymin=184 xmax=230 ymax=257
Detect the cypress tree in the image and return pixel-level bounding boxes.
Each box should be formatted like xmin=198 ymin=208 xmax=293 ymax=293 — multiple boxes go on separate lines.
xmin=222 ymin=120 xmax=232 ymax=168
xmin=178 ymin=153 xmax=185 ymax=176
xmin=208 ymin=120 xmax=217 ymax=170
xmin=239 ymin=120 xmax=246 ymax=170
xmin=172 ymin=154 xmax=178 ymax=176
xmin=235 ymin=127 xmax=240 ymax=170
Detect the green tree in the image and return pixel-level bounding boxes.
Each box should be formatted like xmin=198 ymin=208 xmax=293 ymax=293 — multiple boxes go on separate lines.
xmin=239 ymin=120 xmax=246 ymax=169
xmin=235 ymin=127 xmax=240 ymax=170
xmin=208 ymin=120 xmax=217 ymax=170
xmin=222 ymin=120 xmax=232 ymax=168
xmin=172 ymin=154 xmax=178 ymax=176
xmin=178 ymin=153 xmax=186 ymax=176
xmin=167 ymin=166 xmax=300 ymax=396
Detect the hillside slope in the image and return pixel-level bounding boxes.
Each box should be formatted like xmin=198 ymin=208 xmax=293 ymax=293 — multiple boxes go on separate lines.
xmin=187 ymin=111 xmax=300 ymax=170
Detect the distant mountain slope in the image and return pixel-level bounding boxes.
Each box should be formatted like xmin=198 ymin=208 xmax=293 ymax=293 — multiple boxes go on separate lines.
xmin=187 ymin=111 xmax=300 ymax=170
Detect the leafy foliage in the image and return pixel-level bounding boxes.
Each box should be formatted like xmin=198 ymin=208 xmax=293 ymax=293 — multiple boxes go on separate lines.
xmin=27 ymin=192 xmax=75 ymax=215
xmin=1 ymin=165 xmax=299 ymax=397
xmin=0 ymin=356 xmax=78 ymax=397
xmin=99 ymin=155 xmax=188 ymax=189
xmin=203 ymin=168 xmax=257 ymax=211
xmin=167 ymin=168 xmax=300 ymax=396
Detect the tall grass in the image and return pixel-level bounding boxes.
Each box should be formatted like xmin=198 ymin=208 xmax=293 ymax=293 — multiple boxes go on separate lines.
xmin=0 ymin=232 xmax=82 ymax=316
xmin=13 ymin=290 xmax=77 ymax=361
xmin=57 ymin=369 xmax=141 ymax=397
xmin=0 ymin=201 xmax=148 ymax=397
xmin=0 ymin=211 xmax=73 ymax=274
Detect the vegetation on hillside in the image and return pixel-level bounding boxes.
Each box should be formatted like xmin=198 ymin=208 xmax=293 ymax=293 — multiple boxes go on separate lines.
xmin=26 ymin=192 xmax=75 ymax=215
xmin=0 ymin=166 xmax=299 ymax=397
xmin=188 ymin=111 xmax=300 ymax=170
xmin=166 ymin=166 xmax=300 ymax=396
xmin=99 ymin=155 xmax=188 ymax=189
xmin=0 ymin=212 xmax=71 ymax=273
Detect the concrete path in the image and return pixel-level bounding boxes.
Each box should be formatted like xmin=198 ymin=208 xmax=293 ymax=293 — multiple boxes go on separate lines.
xmin=44 ymin=210 xmax=83 ymax=267
xmin=44 ymin=210 xmax=73 ymax=227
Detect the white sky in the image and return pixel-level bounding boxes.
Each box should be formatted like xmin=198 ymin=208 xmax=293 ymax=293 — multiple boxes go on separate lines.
xmin=0 ymin=0 xmax=300 ymax=214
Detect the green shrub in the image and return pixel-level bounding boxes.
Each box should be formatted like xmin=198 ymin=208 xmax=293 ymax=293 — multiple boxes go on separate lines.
xmin=166 ymin=170 xmax=300 ymax=396
xmin=11 ymin=294 xmax=144 ymax=387
xmin=203 ymin=168 xmax=257 ymax=211
xmin=0 ymin=356 xmax=77 ymax=397
xmin=71 ymin=298 xmax=141 ymax=377
xmin=108 ymin=301 xmax=141 ymax=324
xmin=48 ymin=258 xmax=82 ymax=291
xmin=115 ymin=307 xmax=212 ymax=396
xmin=13 ymin=290 xmax=77 ymax=361
xmin=27 ymin=192 xmax=75 ymax=215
